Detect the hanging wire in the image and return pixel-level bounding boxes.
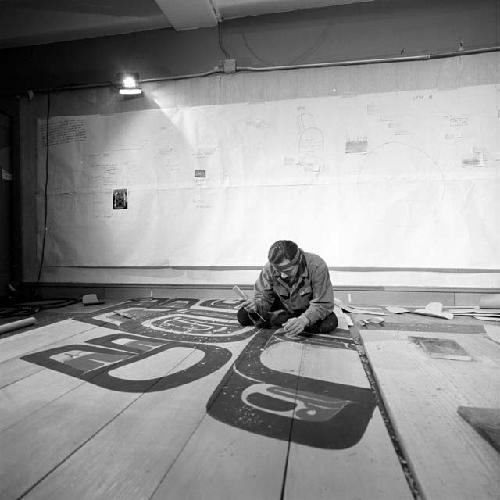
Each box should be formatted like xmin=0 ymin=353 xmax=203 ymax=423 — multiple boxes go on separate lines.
xmin=218 ymin=20 xmax=231 ymax=59
xmin=288 ymin=19 xmax=333 ymax=65
xmin=241 ymin=30 xmax=274 ymax=66
xmin=36 ymin=92 xmax=50 ymax=283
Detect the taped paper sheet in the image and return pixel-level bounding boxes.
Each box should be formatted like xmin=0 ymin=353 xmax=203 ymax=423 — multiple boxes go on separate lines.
xmin=33 ymin=82 xmax=500 ymax=270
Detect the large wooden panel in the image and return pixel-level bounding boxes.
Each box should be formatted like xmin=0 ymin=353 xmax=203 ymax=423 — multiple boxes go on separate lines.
xmin=0 ymin=303 xmax=258 ymax=500
xmin=21 ymin=343 xmax=248 ymax=500
xmin=0 ymin=379 xmax=140 ymax=499
xmin=0 ymin=320 xmax=102 ymax=389
xmin=0 ymin=342 xmax=203 ymax=500
xmin=284 ymin=338 xmax=412 ymax=500
xmin=150 ymin=331 xmax=301 ymax=500
xmin=0 ymin=319 xmax=97 ymax=363
xmin=0 ymin=357 xmax=42 ymax=390
xmin=360 ymin=329 xmax=500 ymax=500
xmin=152 ymin=414 xmax=290 ymax=500
xmin=0 ymin=323 xmax=130 ymax=431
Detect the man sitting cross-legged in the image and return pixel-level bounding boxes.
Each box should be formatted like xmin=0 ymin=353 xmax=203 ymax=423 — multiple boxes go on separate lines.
xmin=238 ymin=240 xmax=338 ymax=337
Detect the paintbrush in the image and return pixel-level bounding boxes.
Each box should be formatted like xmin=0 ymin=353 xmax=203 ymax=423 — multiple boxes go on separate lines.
xmin=232 ymin=285 xmax=265 ymax=322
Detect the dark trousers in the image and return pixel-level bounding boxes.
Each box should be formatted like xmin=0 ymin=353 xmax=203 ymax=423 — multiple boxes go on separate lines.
xmin=237 ymin=298 xmax=338 ymax=334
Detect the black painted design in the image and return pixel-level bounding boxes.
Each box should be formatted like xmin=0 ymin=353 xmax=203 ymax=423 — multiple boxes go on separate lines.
xmin=23 ymin=340 xmax=231 ymax=393
xmin=207 ymin=329 xmax=375 ymax=449
xmin=143 ymin=310 xmax=251 ymax=343
xmin=86 ymin=300 xmax=255 ymax=344
xmin=22 ymin=297 xmax=375 ymax=449
xmin=21 ymin=298 xmax=255 ymax=392
xmin=191 ymin=298 xmax=242 ymax=312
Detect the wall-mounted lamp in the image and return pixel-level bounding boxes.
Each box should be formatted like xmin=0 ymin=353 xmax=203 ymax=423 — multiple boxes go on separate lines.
xmin=117 ymin=72 xmax=142 ymax=95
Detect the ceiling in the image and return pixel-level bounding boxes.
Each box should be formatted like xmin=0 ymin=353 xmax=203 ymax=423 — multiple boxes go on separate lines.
xmin=0 ymin=0 xmax=374 ymax=49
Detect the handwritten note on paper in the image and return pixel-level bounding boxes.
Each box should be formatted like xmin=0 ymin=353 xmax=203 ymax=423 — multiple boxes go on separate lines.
xmin=40 ymin=119 xmax=88 ymax=147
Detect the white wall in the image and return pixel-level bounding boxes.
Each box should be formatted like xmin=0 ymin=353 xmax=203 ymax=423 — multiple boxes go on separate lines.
xmin=20 ymin=53 xmax=500 ymax=288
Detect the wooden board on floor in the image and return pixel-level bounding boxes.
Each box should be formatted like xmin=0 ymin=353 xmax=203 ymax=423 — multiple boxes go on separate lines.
xmin=0 ymin=319 xmax=97 ymax=363
xmin=0 ymin=320 xmax=104 ymax=389
xmin=20 ymin=341 xmax=250 ymax=500
xmin=0 ymin=323 xmax=131 ymax=432
xmin=360 ymin=329 xmax=500 ymax=500
xmin=457 ymin=406 xmax=500 ymax=453
xmin=149 ymin=331 xmax=300 ymax=500
xmin=151 ymin=413 xmax=291 ymax=500
xmin=485 ymin=324 xmax=500 ymax=344
xmin=0 ymin=372 xmax=144 ymax=500
xmin=0 ymin=312 xmax=257 ymax=500
xmin=284 ymin=337 xmax=412 ymax=500
xmin=0 ymin=340 xmax=217 ymax=500
xmin=0 ymin=357 xmax=42 ymax=390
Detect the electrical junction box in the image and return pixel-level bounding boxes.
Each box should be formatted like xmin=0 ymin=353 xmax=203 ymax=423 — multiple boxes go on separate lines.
xmin=223 ymin=59 xmax=236 ymax=73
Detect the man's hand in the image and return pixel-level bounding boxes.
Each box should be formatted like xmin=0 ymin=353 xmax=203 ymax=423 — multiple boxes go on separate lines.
xmin=283 ymin=316 xmax=309 ymax=335
xmin=241 ymin=298 xmax=258 ymax=313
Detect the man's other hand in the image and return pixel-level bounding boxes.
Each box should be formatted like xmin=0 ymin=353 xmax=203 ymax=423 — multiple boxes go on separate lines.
xmin=283 ymin=316 xmax=309 ymax=335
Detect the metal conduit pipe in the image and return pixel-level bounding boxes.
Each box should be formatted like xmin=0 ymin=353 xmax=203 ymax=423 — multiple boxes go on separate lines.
xmin=19 ymin=45 xmax=500 ymax=95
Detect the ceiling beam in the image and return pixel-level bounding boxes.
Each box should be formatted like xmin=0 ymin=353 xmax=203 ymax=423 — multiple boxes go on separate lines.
xmin=154 ymin=0 xmax=218 ymax=30
xmin=216 ymin=0 xmax=374 ymax=20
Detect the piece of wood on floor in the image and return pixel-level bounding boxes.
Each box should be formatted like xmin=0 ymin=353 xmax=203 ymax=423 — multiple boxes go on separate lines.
xmin=0 ymin=321 xmax=224 ymax=500
xmin=150 ymin=330 xmax=302 ymax=500
xmin=360 ymin=329 xmax=500 ymax=500
xmin=0 ymin=323 xmax=130 ymax=432
xmin=0 ymin=371 xmax=143 ymax=500
xmin=457 ymin=406 xmax=500 ymax=453
xmin=485 ymin=324 xmax=500 ymax=345
xmin=284 ymin=336 xmax=412 ymax=500
xmin=0 ymin=320 xmax=104 ymax=390
xmin=21 ymin=338 xmax=252 ymax=500
xmin=0 ymin=319 xmax=97 ymax=364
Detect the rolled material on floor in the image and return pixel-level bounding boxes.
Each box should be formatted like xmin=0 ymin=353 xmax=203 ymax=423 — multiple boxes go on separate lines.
xmin=0 ymin=317 xmax=36 ymax=334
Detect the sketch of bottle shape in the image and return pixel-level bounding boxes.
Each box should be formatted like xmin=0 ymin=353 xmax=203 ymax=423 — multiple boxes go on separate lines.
xmin=297 ymin=112 xmax=324 ymax=174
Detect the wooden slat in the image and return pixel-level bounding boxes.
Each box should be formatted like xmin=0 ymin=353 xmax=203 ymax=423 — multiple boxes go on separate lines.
xmin=0 ymin=324 xmax=128 ymax=431
xmin=150 ymin=334 xmax=303 ymax=500
xmin=457 ymin=406 xmax=500 ymax=453
xmin=0 ymin=336 xmax=201 ymax=499
xmin=485 ymin=324 xmax=500 ymax=344
xmin=360 ymin=330 xmax=500 ymax=500
xmin=0 ymin=381 xmax=139 ymax=500
xmin=0 ymin=358 xmax=42 ymax=390
xmin=0 ymin=319 xmax=97 ymax=363
xmin=284 ymin=340 xmax=412 ymax=500
xmin=151 ymin=414 xmax=289 ymax=500
xmin=0 ymin=320 xmax=103 ymax=389
xmin=21 ymin=339 xmax=254 ymax=500
xmin=0 ymin=370 xmax=83 ymax=433
xmin=0 ymin=321 xmax=109 ymax=389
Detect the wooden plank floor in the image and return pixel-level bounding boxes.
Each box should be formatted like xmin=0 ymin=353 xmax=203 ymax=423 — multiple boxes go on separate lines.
xmin=285 ymin=339 xmax=411 ymax=500
xmin=0 ymin=299 xmax=413 ymax=500
xmin=360 ymin=328 xmax=500 ymax=500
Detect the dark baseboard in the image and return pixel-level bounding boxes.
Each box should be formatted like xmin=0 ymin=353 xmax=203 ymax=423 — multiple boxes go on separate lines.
xmin=22 ymin=282 xmax=500 ymax=307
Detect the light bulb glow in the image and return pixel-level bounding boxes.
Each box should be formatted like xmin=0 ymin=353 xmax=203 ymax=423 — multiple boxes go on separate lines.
xmin=122 ymin=75 xmax=137 ymax=88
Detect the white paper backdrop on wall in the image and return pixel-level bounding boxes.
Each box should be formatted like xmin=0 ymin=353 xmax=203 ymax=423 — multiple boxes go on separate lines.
xmin=35 ymin=83 xmax=500 ymax=269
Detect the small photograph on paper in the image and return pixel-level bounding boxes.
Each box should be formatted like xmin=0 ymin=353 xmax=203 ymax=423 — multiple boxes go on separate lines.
xmin=113 ymin=188 xmax=128 ymax=209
